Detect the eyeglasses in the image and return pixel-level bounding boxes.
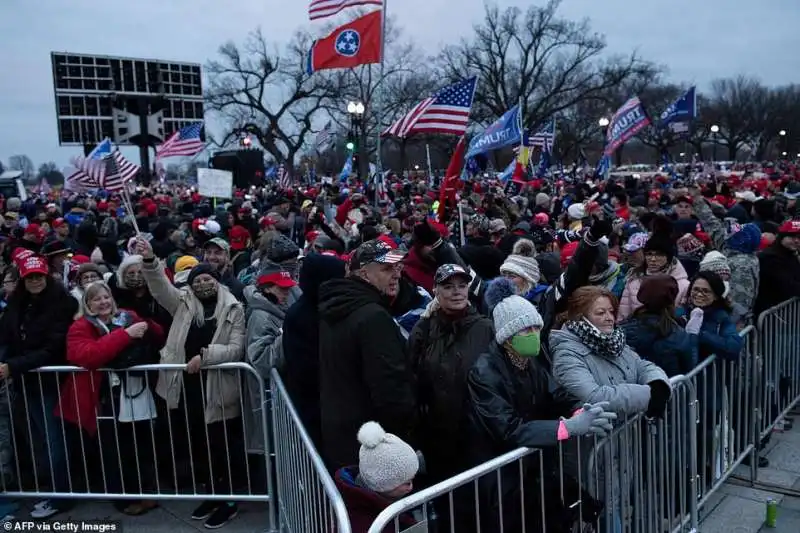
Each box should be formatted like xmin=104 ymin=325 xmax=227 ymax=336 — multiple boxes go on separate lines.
xmin=691 ymin=287 xmax=713 ymax=296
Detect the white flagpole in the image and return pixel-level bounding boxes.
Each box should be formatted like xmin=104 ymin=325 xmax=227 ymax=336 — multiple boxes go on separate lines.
xmin=375 ymin=0 xmax=388 ymax=177
xmin=426 ymin=143 xmax=434 ymax=186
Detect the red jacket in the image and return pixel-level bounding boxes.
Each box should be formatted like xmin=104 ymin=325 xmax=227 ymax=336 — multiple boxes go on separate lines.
xmin=334 ymin=467 xmax=417 ymax=533
xmin=55 ymin=311 xmax=165 ymax=436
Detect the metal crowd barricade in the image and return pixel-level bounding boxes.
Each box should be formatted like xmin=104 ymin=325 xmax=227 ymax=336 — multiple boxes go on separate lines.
xmin=756 ymin=298 xmax=800 ymax=441
xmin=1 ymin=362 xmax=276 ymax=531
xmin=367 ymin=447 xmax=546 ymax=533
xmin=585 ymin=374 xmax=699 ymax=533
xmin=270 ymin=368 xmax=351 ymax=533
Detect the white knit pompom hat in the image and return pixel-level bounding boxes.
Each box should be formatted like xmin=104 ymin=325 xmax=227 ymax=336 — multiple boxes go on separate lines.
xmin=357 ymin=422 xmax=419 ymax=493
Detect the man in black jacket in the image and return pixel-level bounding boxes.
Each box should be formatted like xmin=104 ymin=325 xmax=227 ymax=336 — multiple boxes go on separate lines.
xmin=317 ymin=240 xmax=417 ymax=469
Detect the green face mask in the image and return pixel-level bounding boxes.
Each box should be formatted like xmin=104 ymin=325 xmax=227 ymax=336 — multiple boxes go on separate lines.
xmin=510 ymin=332 xmax=541 ymax=358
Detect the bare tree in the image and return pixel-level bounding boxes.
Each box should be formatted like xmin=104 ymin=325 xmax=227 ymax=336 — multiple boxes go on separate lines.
xmin=37 ymin=162 xmax=65 ymax=186
xmin=7 ymin=155 xmax=35 ymax=182
xmin=204 ymin=28 xmax=345 ymax=168
xmin=701 ymin=76 xmax=765 ymax=160
xmin=438 ymin=0 xmax=657 ymax=132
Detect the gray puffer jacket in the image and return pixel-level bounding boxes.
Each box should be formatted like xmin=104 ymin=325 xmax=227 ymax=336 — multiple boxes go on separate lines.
xmin=244 ymin=285 xmax=289 ymax=453
xmin=549 ymin=327 xmax=670 ymax=510
xmin=550 ymin=328 xmax=669 ymax=416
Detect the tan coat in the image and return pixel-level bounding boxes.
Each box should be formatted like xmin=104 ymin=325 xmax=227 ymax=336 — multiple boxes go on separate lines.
xmin=141 ymin=258 xmax=245 ymax=424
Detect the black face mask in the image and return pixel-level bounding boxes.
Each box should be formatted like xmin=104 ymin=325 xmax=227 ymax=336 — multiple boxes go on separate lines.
xmin=125 ymin=276 xmax=145 ymax=289
xmin=193 ymin=284 xmax=218 ymax=300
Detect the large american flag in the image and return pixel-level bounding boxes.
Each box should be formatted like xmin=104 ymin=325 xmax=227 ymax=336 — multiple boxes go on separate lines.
xmin=156 ymin=122 xmax=205 ymax=160
xmin=314 ymin=121 xmax=334 ymax=153
xmin=101 ymin=149 xmax=140 ymax=192
xmin=309 ymin=0 xmax=382 ymax=20
xmin=383 ymin=77 xmax=477 ymax=138
xmin=526 ymin=118 xmax=556 ymax=152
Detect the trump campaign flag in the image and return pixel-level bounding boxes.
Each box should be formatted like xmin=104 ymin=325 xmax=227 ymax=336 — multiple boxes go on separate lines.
xmin=660 ymin=86 xmax=696 ymax=137
xmin=466 ymin=105 xmax=521 ymax=158
xmin=306 ymin=10 xmax=382 ymax=74
xmin=604 ymin=97 xmax=651 ymax=156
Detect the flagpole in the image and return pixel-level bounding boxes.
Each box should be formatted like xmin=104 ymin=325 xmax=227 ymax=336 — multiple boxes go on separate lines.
xmin=425 ymin=143 xmax=434 ymax=185
xmin=374 ymin=0 xmax=388 ymax=208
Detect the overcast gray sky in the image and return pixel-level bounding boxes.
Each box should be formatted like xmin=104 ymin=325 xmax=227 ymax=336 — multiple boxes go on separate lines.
xmin=1 ymin=0 xmax=799 ymax=169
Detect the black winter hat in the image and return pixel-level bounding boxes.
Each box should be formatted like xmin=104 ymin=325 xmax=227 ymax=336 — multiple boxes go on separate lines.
xmin=186 ymin=263 xmax=220 ymax=285
xmin=644 ymin=233 xmax=676 ymax=261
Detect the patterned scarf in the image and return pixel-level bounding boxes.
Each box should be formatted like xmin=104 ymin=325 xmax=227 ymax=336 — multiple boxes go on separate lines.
xmin=565 ymin=319 xmax=627 ymax=359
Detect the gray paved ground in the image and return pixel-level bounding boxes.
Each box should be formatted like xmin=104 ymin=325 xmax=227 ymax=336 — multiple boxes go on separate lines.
xmin=699 ymin=424 xmax=800 ymax=532
xmin=8 ymin=499 xmax=271 ymax=533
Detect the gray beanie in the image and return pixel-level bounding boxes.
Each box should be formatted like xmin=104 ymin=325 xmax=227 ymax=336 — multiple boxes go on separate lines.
xmin=500 ymin=255 xmax=541 ymax=285
xmin=493 ymin=295 xmax=544 ymax=344
xmin=357 ymin=422 xmax=419 ymax=493
xmin=535 ymin=193 xmax=550 ymax=208
xmin=267 ymin=234 xmax=300 ymax=263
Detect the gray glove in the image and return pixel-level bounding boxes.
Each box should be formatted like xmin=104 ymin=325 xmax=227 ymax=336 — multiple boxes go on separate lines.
xmin=563 ymin=401 xmax=617 ymax=438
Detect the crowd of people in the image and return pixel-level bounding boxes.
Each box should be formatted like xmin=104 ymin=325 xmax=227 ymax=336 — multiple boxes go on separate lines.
xmin=0 ymin=165 xmax=797 ymax=531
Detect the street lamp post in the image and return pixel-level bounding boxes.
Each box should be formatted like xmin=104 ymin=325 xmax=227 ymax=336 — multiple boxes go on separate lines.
xmin=779 ymin=130 xmax=787 ymax=159
xmin=598 ymin=117 xmax=611 ymax=165
xmin=710 ymin=124 xmax=720 ymax=162
xmin=346 ymin=101 xmax=365 ymax=177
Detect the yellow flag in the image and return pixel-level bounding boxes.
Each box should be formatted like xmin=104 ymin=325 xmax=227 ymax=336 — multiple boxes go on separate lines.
xmin=517 ymin=146 xmax=531 ymax=167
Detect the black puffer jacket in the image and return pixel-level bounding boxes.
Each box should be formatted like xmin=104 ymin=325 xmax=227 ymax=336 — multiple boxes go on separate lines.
xmin=318 ymin=276 xmax=417 ymax=469
xmin=0 ymin=279 xmax=78 ymax=394
xmin=754 ymin=239 xmax=800 ymax=316
xmin=465 ymin=344 xmax=588 ymax=533
xmin=408 ymin=306 xmax=493 ymax=482
xmin=282 ymin=254 xmax=345 ymax=449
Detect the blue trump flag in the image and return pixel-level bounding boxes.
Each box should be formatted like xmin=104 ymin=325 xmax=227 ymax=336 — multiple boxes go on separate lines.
xmin=89 ymin=138 xmax=113 ymax=160
xmin=605 ymin=97 xmax=651 ymax=156
xmin=595 ymin=154 xmax=610 ymax=180
xmin=466 ymin=105 xmax=521 ymax=158
xmin=660 ymin=86 xmax=697 ymax=129
xmin=498 ymin=159 xmax=516 ymax=182
xmin=340 ymin=147 xmax=353 ymax=182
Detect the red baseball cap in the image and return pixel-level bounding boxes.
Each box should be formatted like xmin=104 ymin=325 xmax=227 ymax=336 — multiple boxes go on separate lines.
xmin=11 ymin=248 xmax=34 ymax=266
xmin=52 ymin=218 xmax=66 ymax=229
xmin=24 ymin=223 xmax=46 ymax=243
xmin=260 ymin=215 xmax=277 ymax=229
xmin=256 ymin=271 xmax=297 ymax=288
xmin=19 ymin=255 xmax=49 ymax=278
xmin=229 ymin=225 xmax=250 ymax=251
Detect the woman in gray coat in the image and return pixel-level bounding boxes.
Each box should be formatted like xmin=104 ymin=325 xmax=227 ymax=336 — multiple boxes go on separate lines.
xmin=550 ymin=285 xmax=671 ymax=532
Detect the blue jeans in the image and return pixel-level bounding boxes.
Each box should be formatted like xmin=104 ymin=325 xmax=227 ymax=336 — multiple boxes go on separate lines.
xmin=22 ymin=388 xmax=68 ymax=493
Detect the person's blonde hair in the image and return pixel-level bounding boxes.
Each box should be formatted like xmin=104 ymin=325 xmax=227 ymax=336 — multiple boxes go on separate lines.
xmin=82 ymin=281 xmax=118 ymax=317
xmin=556 ymin=286 xmax=618 ymax=327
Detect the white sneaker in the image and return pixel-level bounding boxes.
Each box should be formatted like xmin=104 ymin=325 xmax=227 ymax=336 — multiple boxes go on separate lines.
xmin=30 ymin=501 xmax=62 ymax=519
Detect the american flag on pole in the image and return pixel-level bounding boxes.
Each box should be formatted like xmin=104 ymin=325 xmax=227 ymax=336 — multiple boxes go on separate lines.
xmin=278 ymin=164 xmax=292 ymax=189
xmin=65 ymin=155 xmax=107 ymax=190
xmin=100 ymin=149 xmax=140 ymax=192
xmin=526 ymin=118 xmax=556 ymax=151
xmin=383 ymin=77 xmax=477 ymax=138
xmin=155 ymin=122 xmax=205 ymax=160
xmin=314 ymin=121 xmax=334 ymax=153
xmin=308 ymin=0 xmax=383 ymax=20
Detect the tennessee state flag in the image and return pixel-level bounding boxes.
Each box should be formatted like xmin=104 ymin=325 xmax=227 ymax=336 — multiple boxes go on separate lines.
xmin=306 ymin=10 xmax=383 ymax=74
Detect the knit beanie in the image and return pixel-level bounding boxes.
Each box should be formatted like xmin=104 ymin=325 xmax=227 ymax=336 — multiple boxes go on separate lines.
xmin=676 ymin=233 xmax=705 ymax=260
xmin=187 ymin=262 xmax=220 ymax=285
xmin=567 ymin=203 xmax=585 ymax=221
xmin=645 ymin=233 xmax=676 ymax=260
xmin=267 ymin=234 xmax=300 ymax=263
xmin=500 ymin=255 xmax=541 ymax=285
xmin=485 ymin=278 xmax=544 ymax=344
xmin=357 ymin=422 xmax=419 ymax=493
xmin=699 ymin=251 xmax=731 ymax=296
xmin=726 ymin=223 xmax=762 ymax=254
xmin=699 ymin=251 xmax=731 ymax=281
xmin=535 ymin=193 xmax=551 ymax=208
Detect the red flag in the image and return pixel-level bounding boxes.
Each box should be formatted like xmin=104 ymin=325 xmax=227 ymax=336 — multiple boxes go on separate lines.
xmin=438 ymin=136 xmax=466 ymax=222
xmin=306 ymin=10 xmax=383 ymax=74
xmin=511 ymin=161 xmax=526 ymax=184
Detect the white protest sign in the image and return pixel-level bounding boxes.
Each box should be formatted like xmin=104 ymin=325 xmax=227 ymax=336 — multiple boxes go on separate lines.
xmin=197 ymin=168 xmax=233 ymax=199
